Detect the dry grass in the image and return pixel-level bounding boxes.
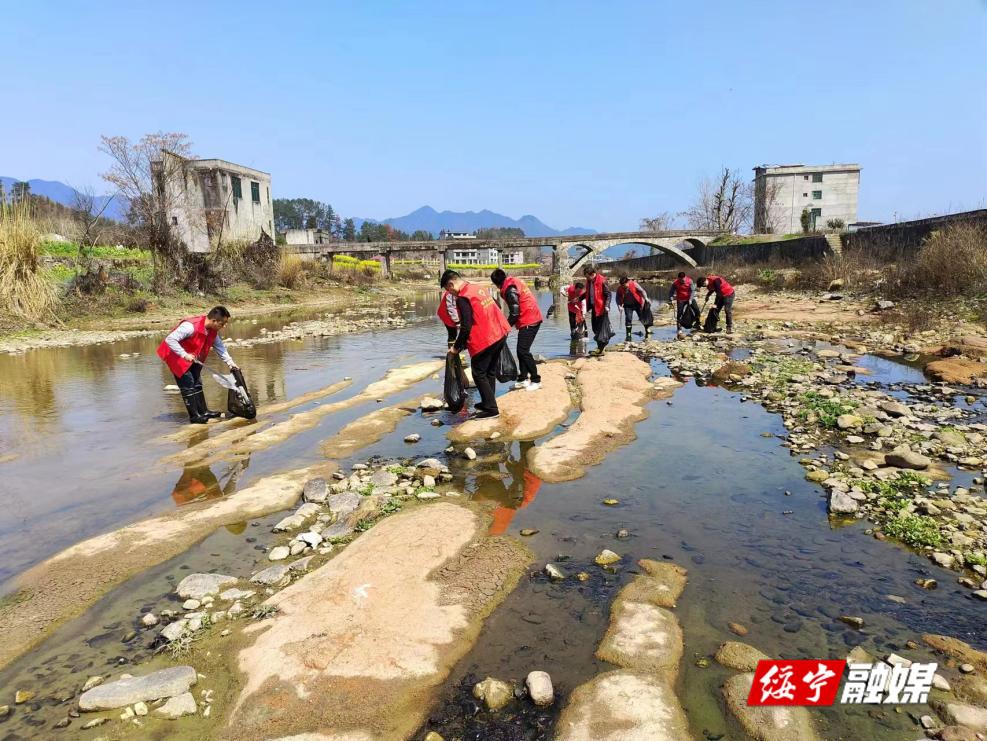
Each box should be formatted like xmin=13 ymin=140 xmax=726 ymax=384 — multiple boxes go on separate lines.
xmin=884 ymin=224 xmax=987 ymax=297
xmin=277 ymin=250 xmax=305 ymax=289
xmin=0 ymin=202 xmax=59 ymax=321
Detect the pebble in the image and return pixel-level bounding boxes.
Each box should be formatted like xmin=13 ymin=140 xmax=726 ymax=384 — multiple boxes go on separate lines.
xmin=0 ymin=706 xmax=10 ymax=719
xmin=403 ymin=433 xmax=421 ymax=443
xmin=839 ymin=616 xmax=865 ymax=629
xmin=182 ymin=599 xmax=201 ymax=610
xmin=960 ymin=663 xmax=975 ymax=674
xmin=82 ymin=675 xmax=104 ymax=692
xmin=14 ymin=690 xmax=33 ymax=704
xmin=140 ymin=613 xmax=159 ymax=628
xmin=519 ymin=529 xmax=539 ymax=536
xmin=545 ymin=563 xmax=566 ymax=581
xmin=473 ymin=677 xmax=512 ymax=711
xmin=616 ymin=528 xmax=630 ymax=538
xmin=594 ymin=549 xmax=620 ymax=566
xmin=602 ymin=498 xmax=619 ymax=506
xmin=82 ymin=717 xmax=109 ymax=729
xmin=728 ymin=622 xmax=749 ymax=636
xmin=464 ymin=447 xmax=477 ymax=460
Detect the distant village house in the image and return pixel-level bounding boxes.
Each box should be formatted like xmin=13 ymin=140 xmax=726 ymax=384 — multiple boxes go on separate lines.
xmin=153 ymin=151 xmax=274 ymax=253
xmin=753 ymin=163 xmax=861 ymax=234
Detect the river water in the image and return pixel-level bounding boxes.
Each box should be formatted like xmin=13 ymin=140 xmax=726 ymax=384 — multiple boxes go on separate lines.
xmin=0 ymin=288 xmax=983 ymax=739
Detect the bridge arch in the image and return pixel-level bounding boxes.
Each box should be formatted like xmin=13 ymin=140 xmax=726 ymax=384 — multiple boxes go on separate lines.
xmin=558 ymin=238 xmax=697 ymax=281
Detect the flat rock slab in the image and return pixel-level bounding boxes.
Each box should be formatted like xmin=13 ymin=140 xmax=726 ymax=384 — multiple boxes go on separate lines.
xmin=448 ymin=362 xmax=573 ymax=442
xmin=250 ymin=564 xmax=292 ymax=587
xmin=322 ymin=403 xmax=415 ymax=459
xmin=723 ymin=673 xmax=820 ymax=741
xmin=632 ymin=560 xmax=688 ymax=607
xmin=555 ymin=669 xmax=690 ymax=741
xmin=176 ymin=573 xmax=238 ymax=600
xmin=327 ymin=492 xmax=361 ymax=516
xmin=79 ymin=666 xmax=197 ymax=711
xmin=595 ymin=601 xmax=683 ymax=676
xmin=227 ymin=503 xmax=529 ymax=740
xmin=155 ymin=691 xmax=197 ymax=719
xmin=527 ymin=353 xmax=664 ymax=482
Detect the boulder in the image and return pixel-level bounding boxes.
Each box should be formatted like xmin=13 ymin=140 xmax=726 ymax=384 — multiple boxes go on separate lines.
xmin=268 ymin=546 xmax=291 ymax=561
xmin=836 ymin=414 xmax=863 ymax=430
xmin=370 ymin=470 xmax=399 ymax=487
xmin=933 ymin=702 xmax=987 ymax=732
xmin=251 ymin=564 xmax=291 ymax=587
xmin=526 ymin=671 xmax=554 ymax=707
xmin=715 ymin=641 xmax=771 ymax=672
xmin=712 ymin=362 xmax=752 ymax=384
xmin=878 ymin=400 xmax=910 ymax=418
xmin=327 ymin=491 xmax=361 ymax=516
xmin=302 ymin=478 xmax=329 ymax=503
xmin=473 ymin=677 xmax=512 ymax=711
xmin=79 ymin=666 xmax=197 ymax=711
xmin=884 ymin=446 xmax=931 ymax=471
xmin=926 ymin=357 xmax=985 ymax=385
xmin=272 ymin=514 xmax=307 ymax=532
xmin=420 ymin=396 xmax=446 ymax=412
xmin=175 ymin=573 xmax=237 ymax=600
xmin=829 ymin=490 xmax=859 ymax=515
xmin=154 ymin=691 xmax=197 ymax=719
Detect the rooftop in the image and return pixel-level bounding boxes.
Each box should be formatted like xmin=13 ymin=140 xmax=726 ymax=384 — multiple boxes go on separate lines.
xmin=754 ymin=163 xmax=861 ymax=175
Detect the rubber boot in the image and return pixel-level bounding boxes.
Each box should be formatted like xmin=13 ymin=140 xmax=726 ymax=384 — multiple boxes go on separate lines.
xmin=195 ymin=383 xmax=221 ymax=419
xmin=625 ymin=328 xmax=632 ymax=343
xmin=181 ymin=389 xmax=209 ymax=424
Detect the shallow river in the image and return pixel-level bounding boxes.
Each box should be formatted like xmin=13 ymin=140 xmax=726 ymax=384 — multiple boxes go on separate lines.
xmin=0 ymin=289 xmax=983 ymax=739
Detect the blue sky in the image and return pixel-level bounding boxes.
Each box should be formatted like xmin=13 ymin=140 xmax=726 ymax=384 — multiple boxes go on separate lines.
xmin=2 ymin=0 xmax=984 ymax=231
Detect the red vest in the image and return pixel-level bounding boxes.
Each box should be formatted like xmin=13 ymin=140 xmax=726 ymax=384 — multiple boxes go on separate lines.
xmin=706 ymin=275 xmax=735 ymax=297
xmin=500 ymin=276 xmax=543 ymax=329
xmin=586 ymin=272 xmax=609 ymax=315
xmin=617 ymin=280 xmax=645 ymax=307
xmin=566 ymin=284 xmax=584 ymax=312
xmin=436 ymin=290 xmax=457 ymax=328
xmin=459 ymin=282 xmax=510 ymax=356
xmin=157 ymin=315 xmax=217 ymax=377
xmin=671 ymin=276 xmax=693 ymax=302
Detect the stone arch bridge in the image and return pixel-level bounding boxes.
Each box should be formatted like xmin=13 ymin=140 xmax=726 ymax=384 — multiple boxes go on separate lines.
xmin=288 ymin=230 xmax=725 ymax=282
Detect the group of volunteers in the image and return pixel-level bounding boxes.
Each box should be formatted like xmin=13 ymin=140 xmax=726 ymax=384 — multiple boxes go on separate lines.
xmin=437 ymin=267 xmax=544 ymax=420
xmin=157 ymin=267 xmax=735 ymax=425
xmin=436 ymin=264 xmax=735 ymax=420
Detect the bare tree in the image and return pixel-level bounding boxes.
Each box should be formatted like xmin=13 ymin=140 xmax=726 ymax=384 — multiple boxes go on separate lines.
xmin=639 ymin=211 xmax=673 ymax=232
xmin=69 ymin=187 xmax=115 ymax=291
xmin=753 ymin=176 xmax=784 ymax=234
xmin=681 ymin=167 xmax=752 ymax=234
xmin=99 ymin=132 xmax=194 ymax=290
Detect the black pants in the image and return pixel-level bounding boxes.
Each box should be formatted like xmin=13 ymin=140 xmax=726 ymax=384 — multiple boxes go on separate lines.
xmin=716 ymin=294 xmax=735 ymax=329
xmin=471 ymin=337 xmax=506 ymax=412
xmin=516 ymin=322 xmax=541 ymax=383
xmin=174 ymin=362 xmax=203 ymax=393
xmin=568 ymin=311 xmax=585 ymax=337
xmin=623 ymin=301 xmax=647 ymax=332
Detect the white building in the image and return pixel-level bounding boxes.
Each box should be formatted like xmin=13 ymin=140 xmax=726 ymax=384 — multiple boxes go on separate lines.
xmin=753 ymin=163 xmax=861 ymax=234
xmin=446 ymin=246 xmax=525 ymax=265
xmin=153 ymin=151 xmax=274 ymax=253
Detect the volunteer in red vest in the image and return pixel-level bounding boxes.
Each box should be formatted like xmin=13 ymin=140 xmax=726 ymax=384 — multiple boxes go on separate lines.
xmin=667 ymin=271 xmax=701 ymax=333
xmin=566 ymin=280 xmax=586 ymax=339
xmin=441 ymin=270 xmax=511 ymax=419
xmin=616 ymin=275 xmax=652 ymax=340
xmin=491 ymin=268 xmax=544 ymax=391
xmin=436 ymin=289 xmax=460 ymax=349
xmin=157 ymin=306 xmax=238 ymax=424
xmin=697 ymin=274 xmax=736 ymax=333
xmin=581 ymin=264 xmax=612 ymax=355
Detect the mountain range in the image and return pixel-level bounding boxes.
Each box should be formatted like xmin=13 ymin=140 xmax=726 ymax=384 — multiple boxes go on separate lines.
xmin=1 ymin=176 xmax=598 ymax=239
xmin=371 ymin=205 xmax=595 ymax=238
xmin=0 ymin=176 xmax=126 ymax=220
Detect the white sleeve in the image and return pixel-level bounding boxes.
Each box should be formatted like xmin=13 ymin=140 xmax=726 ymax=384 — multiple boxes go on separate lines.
xmin=165 ymin=321 xmax=195 ymax=356
xmin=213 ymin=335 xmax=234 ymax=366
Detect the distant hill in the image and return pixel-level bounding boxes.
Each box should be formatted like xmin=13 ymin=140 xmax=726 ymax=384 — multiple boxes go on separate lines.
xmin=367 ymin=206 xmax=596 ymax=238
xmin=0 ymin=177 xmax=125 ymax=220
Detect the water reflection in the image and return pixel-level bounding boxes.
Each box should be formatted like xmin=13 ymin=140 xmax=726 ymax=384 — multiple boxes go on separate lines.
xmin=170 ymin=457 xmax=249 ymax=506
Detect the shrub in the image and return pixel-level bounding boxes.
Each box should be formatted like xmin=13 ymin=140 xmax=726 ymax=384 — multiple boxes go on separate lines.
xmin=887 ymin=224 xmax=987 ymax=298
xmin=882 ymin=513 xmax=942 ymax=548
xmin=277 ymin=250 xmax=305 ymax=289
xmin=0 ymin=201 xmax=59 ymax=321
xmin=826 ymin=218 xmax=845 ymax=231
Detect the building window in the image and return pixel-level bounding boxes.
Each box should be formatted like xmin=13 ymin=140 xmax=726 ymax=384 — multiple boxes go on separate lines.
xmin=171 ymin=216 xmax=178 ymax=226
xmin=812 ymin=173 xmax=823 ymax=183
xmin=803 ymin=175 xmax=809 ymax=180
xmin=266 ymin=186 xmax=270 ymax=205
xmin=812 ymin=190 xmax=822 ymax=199
xmin=231 ymin=176 xmax=242 ymax=200
xmin=251 ymin=181 xmax=260 ymax=203
xmin=811 ymin=208 xmax=822 ymax=218
xmin=803 ymin=192 xmax=808 ymax=197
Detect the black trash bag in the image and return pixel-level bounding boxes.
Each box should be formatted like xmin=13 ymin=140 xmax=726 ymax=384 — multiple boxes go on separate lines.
xmin=594 ymin=313 xmax=615 ymax=346
xmin=703 ymin=306 xmax=721 ymax=333
xmin=678 ymin=303 xmax=699 ymax=329
xmin=641 ymin=301 xmax=654 ymax=328
xmin=444 ymin=353 xmax=469 ymax=413
xmin=495 ymin=342 xmax=519 ymax=383
xmin=227 ymin=367 xmax=257 ymax=419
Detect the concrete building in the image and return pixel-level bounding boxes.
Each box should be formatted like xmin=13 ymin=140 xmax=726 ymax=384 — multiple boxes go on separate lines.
xmin=285 ymin=228 xmax=330 ymax=245
xmin=446 ymin=246 xmax=526 ymax=265
xmin=154 ymin=151 xmax=274 ymax=253
xmin=753 ymin=163 xmax=861 ymax=234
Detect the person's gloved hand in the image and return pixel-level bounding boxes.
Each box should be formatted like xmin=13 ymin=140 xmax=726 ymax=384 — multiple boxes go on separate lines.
xmin=183 ymin=352 xmax=197 ymax=363
xmin=227 ymin=361 xmax=239 ymax=371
